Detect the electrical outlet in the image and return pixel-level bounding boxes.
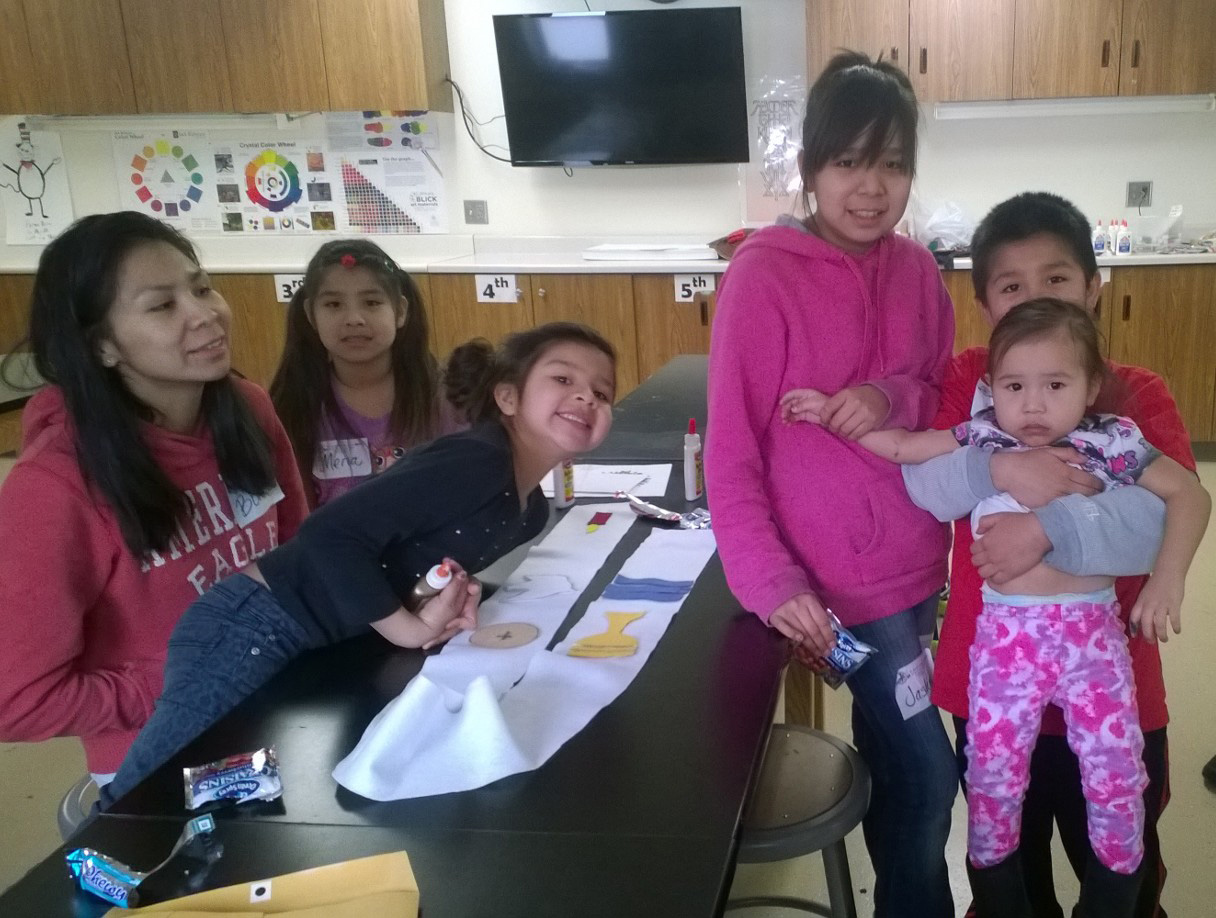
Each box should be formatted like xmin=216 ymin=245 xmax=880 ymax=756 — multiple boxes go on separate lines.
xmin=1126 ymin=181 xmax=1153 ymax=208
xmin=463 ymin=199 xmax=489 ymax=224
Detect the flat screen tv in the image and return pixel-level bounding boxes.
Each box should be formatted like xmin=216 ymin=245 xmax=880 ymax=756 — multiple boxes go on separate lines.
xmin=492 ymin=8 xmax=749 ymax=167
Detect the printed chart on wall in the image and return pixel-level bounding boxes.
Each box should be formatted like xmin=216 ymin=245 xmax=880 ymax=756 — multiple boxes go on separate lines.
xmin=211 ymin=140 xmax=339 ymax=235
xmin=1 ymin=119 xmax=73 ymax=245
xmin=327 ymin=112 xmax=447 ymax=234
xmin=113 ymin=130 xmax=220 ymax=232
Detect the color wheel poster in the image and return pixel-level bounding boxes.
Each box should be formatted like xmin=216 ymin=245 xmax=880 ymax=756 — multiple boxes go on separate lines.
xmin=113 ymin=130 xmax=220 ymax=232
xmin=210 ymin=140 xmax=338 ymax=234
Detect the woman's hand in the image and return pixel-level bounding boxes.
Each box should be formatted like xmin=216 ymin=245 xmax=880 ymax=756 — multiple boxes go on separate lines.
xmin=819 ymin=384 xmax=889 ymax=440
xmin=990 ymin=448 xmax=1102 ymax=508
xmin=770 ymin=591 xmax=836 ymax=661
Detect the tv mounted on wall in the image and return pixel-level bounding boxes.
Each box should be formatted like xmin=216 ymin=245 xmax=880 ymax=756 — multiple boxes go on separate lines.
xmin=492 ymin=8 xmax=749 ymax=167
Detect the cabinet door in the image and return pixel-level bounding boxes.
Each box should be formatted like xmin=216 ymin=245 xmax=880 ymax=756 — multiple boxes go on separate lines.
xmin=909 ymin=0 xmax=1014 ymax=101
xmin=1012 ymin=0 xmax=1121 ymax=98
xmin=121 ymin=0 xmax=234 ymax=113
xmin=0 ymin=274 xmax=34 ymax=354
xmin=531 ymin=275 xmax=638 ymax=397
xmin=427 ymin=275 xmax=535 ymax=362
xmin=219 ymin=0 xmax=329 ymax=112
xmin=632 ymin=275 xmax=715 ymax=384
xmin=317 ymin=0 xmax=451 ymax=111
xmin=941 ymin=270 xmax=989 ymax=354
xmin=213 ymin=275 xmax=285 ymax=389
xmin=25 ymin=0 xmax=137 ymax=114
xmin=806 ymin=0 xmax=909 ymax=78
xmin=0 ymin=1 xmax=37 ymax=113
xmin=1105 ymin=266 xmax=1216 ymax=440
xmin=1119 ymin=0 xmax=1216 ymax=96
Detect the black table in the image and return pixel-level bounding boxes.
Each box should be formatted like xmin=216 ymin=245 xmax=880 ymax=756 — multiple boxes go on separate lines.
xmin=1 ymin=357 xmax=786 ymax=918
xmin=586 ymin=354 xmax=708 ymax=461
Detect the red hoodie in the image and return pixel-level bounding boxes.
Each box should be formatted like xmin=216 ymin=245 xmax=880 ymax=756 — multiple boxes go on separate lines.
xmin=0 ymin=378 xmax=308 ymax=773
xmin=931 ymin=347 xmax=1193 ymax=733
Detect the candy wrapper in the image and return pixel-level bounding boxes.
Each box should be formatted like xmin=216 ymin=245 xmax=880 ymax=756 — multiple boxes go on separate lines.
xmin=184 ymin=747 xmax=282 ymax=810
xmin=614 ymin=491 xmax=711 ymax=529
xmin=66 ymin=813 xmax=217 ymax=908
xmin=819 ymin=612 xmax=878 ymax=689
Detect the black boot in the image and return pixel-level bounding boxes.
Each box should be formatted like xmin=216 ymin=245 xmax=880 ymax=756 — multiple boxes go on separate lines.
xmin=1074 ymin=854 xmax=1144 ymax=918
xmin=967 ymin=854 xmax=1032 ymax=918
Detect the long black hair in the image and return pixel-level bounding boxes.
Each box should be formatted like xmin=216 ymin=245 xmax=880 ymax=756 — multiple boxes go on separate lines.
xmin=27 ymin=211 xmax=276 ymax=558
xmin=269 ymin=239 xmax=439 ymax=499
xmin=446 ymin=322 xmax=617 ymax=424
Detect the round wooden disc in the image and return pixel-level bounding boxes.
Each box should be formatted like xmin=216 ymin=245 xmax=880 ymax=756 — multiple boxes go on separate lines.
xmin=469 ymin=621 xmax=541 ymax=649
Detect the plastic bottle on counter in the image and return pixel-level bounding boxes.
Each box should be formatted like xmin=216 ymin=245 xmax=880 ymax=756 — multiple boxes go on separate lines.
xmin=551 ymin=457 xmax=575 ymax=508
xmin=683 ymin=418 xmax=704 ymax=501
xmin=406 ymin=562 xmax=453 ymax=611
xmin=1116 ymin=219 xmax=1133 ymax=255
xmin=1092 ymin=219 xmax=1107 ymax=255
xmin=1105 ymin=219 xmax=1117 ymax=255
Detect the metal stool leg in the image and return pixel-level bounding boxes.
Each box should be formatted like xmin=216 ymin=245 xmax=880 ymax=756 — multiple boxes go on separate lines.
xmin=821 ymin=838 xmax=857 ymax=918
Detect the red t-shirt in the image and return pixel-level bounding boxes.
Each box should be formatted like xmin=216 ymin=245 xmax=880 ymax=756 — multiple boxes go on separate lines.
xmin=931 ymin=347 xmax=1194 ymax=733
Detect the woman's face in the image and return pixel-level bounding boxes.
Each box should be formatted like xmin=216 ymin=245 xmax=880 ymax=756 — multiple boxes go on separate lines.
xmin=805 ymin=139 xmax=912 ymax=254
xmin=98 ymin=241 xmax=232 ymax=406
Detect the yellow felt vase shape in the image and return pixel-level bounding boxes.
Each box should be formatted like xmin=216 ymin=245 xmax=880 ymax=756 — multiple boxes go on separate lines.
xmin=568 ymin=611 xmax=647 ymax=657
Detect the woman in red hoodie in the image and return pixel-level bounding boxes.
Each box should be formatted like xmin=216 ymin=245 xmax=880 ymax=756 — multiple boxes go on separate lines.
xmin=0 ymin=212 xmax=308 ymax=788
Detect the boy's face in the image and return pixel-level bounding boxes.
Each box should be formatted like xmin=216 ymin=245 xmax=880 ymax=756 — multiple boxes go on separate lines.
xmin=978 ymin=232 xmax=1102 ymax=327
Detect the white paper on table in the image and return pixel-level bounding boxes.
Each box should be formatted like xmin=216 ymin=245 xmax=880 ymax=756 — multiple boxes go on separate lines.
xmin=540 ymin=464 xmax=671 ymax=498
xmin=333 ymin=527 xmax=717 ymax=801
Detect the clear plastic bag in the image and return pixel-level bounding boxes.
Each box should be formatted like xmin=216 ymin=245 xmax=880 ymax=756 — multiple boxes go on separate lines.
xmin=913 ymin=199 xmax=976 ymax=251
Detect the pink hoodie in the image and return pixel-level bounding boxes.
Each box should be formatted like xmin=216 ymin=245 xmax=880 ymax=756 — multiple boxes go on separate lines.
xmin=706 ymin=223 xmax=953 ymax=627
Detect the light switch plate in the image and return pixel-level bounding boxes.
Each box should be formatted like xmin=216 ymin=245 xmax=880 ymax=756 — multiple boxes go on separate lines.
xmin=464 ymin=199 xmax=489 ymax=224
xmin=1126 ymin=181 xmax=1152 ymax=207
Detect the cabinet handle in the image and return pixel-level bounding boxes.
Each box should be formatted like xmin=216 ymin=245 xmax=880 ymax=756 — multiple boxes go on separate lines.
xmin=697 ymin=294 xmax=709 ymax=327
xmin=919 ymin=48 xmax=928 ymax=74
xmin=1122 ymin=294 xmax=1131 ymax=321
xmin=1131 ymin=39 xmax=1141 ymax=68
xmin=537 ymin=287 xmax=546 ymax=298
xmin=891 ymin=46 xmax=899 ymax=63
xmin=1101 ymin=39 xmax=1110 ymax=68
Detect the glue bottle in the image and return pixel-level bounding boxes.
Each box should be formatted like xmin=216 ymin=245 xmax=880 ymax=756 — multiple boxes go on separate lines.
xmin=406 ymin=562 xmax=453 ymax=611
xmin=683 ymin=418 xmax=704 ymax=501
xmin=1092 ymin=219 xmax=1107 ymax=255
xmin=551 ymin=457 xmax=575 ymax=508
xmin=1116 ymin=219 xmax=1132 ymax=255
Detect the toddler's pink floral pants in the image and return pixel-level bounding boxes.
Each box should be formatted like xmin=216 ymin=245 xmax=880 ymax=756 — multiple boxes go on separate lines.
xmin=965 ymin=594 xmax=1147 ymax=875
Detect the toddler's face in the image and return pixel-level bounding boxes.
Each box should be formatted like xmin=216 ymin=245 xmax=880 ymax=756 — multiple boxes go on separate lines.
xmin=980 ymin=233 xmax=1101 ymax=327
xmin=989 ymin=331 xmax=1101 ymax=447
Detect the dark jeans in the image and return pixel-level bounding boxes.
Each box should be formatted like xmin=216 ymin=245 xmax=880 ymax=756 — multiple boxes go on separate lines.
xmin=101 ymin=574 xmax=311 ymax=808
xmin=848 ymin=595 xmax=958 ymax=918
xmin=954 ymin=716 xmax=1170 ymax=918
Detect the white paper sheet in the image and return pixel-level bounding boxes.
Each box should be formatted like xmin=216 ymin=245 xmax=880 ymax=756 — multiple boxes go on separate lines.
xmin=540 ymin=464 xmax=671 ymax=498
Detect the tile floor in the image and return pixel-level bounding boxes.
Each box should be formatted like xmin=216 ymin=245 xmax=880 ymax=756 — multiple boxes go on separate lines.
xmin=1 ymin=457 xmax=1214 ymax=914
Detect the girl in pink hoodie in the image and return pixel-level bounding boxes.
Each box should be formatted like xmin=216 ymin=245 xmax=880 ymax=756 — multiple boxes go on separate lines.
xmin=705 ymin=52 xmax=956 ymax=918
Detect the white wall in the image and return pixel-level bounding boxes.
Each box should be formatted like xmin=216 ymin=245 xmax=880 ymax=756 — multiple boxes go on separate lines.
xmin=1 ymin=0 xmax=1214 ymax=271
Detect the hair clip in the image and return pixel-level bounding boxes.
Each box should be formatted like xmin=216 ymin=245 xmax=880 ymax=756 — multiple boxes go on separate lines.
xmin=339 ymin=254 xmax=357 ymax=268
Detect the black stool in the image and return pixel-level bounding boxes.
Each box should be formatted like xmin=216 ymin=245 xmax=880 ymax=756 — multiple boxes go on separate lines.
xmin=727 ymin=725 xmax=870 ymax=917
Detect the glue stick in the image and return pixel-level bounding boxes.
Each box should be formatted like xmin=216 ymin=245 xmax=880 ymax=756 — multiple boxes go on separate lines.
xmin=552 ymin=458 xmax=575 ymax=508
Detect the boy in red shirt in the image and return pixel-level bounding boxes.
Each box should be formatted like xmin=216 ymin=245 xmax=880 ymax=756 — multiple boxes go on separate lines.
xmin=905 ymin=192 xmax=1189 ymax=917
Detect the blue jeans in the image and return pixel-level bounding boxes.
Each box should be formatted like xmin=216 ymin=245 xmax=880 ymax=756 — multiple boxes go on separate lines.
xmin=848 ymin=595 xmax=957 ymax=918
xmin=101 ymin=575 xmax=311 ymax=808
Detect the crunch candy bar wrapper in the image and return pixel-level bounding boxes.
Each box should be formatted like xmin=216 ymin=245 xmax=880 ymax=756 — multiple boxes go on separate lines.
xmin=819 ymin=612 xmax=878 ymax=689
xmin=614 ymin=491 xmax=711 ymax=529
xmin=184 ymin=747 xmax=282 ymax=810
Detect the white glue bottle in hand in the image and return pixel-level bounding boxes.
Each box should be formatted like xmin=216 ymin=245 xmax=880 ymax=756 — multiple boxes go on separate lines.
xmin=684 ymin=418 xmax=704 ymax=501
xmin=552 ymin=458 xmax=575 ymax=508
xmin=406 ymin=562 xmax=453 ymax=611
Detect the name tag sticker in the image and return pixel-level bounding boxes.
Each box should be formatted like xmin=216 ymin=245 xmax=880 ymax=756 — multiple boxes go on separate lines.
xmin=895 ymin=648 xmax=933 ymax=721
xmin=314 ymin=438 xmax=372 ymax=480
xmin=227 ymin=482 xmax=285 ymax=529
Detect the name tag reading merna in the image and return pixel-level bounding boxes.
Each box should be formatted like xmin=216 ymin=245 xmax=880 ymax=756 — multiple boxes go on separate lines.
xmin=314 ymin=438 xmax=372 ymax=480
xmin=227 ymin=482 xmax=285 ymax=529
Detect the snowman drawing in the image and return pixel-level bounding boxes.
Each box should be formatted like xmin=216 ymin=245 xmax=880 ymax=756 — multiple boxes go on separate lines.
xmin=2 ymin=124 xmax=60 ymax=219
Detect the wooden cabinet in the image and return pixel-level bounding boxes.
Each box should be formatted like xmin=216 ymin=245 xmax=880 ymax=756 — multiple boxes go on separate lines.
xmin=909 ymin=0 xmax=1015 ymax=102
xmin=0 ymin=1 xmax=38 ymax=113
xmin=0 ymin=274 xmax=34 ymax=354
xmin=1119 ymin=0 xmax=1216 ymax=96
xmin=632 ymin=275 xmax=716 ymax=384
xmin=941 ymin=270 xmax=989 ymax=354
xmin=531 ymin=275 xmax=639 ymax=397
xmin=318 ymin=0 xmax=451 ymax=111
xmin=427 ymin=274 xmax=535 ymax=364
xmin=219 ymin=0 xmax=330 ymax=113
xmin=1104 ymin=265 xmax=1216 ymax=440
xmin=121 ymin=1 xmax=234 ymax=113
xmin=212 ymin=275 xmax=286 ymax=389
xmin=25 ymin=0 xmax=137 ymax=114
xmin=806 ymin=0 xmax=909 ymax=78
xmin=1013 ymin=0 xmax=1121 ymax=99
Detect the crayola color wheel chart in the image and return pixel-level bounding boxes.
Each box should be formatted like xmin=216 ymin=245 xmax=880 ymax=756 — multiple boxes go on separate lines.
xmin=245 ymin=149 xmax=302 ymax=211
xmin=211 ymin=140 xmax=337 ymax=234
xmin=112 ymin=130 xmax=219 ymax=231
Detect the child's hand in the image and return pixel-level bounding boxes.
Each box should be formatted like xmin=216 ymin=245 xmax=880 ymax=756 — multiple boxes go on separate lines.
xmin=1129 ymin=574 xmax=1183 ymax=643
xmin=417 ymin=561 xmax=482 ymax=650
xmin=819 ymin=384 xmax=888 ymax=440
xmin=770 ymin=591 xmax=836 ymax=660
xmin=780 ymin=388 xmax=828 ymax=424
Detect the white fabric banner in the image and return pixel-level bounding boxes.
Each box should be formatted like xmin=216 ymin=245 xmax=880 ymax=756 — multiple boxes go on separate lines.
xmin=333 ymin=518 xmax=716 ymax=800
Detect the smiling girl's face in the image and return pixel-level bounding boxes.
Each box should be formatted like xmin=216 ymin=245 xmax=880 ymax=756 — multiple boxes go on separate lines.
xmin=805 ymin=134 xmax=912 ymax=254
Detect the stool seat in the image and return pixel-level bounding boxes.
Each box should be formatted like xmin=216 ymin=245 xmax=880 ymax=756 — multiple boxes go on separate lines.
xmin=57 ymin=775 xmax=98 ymax=843
xmin=728 ymin=725 xmax=870 ymax=917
